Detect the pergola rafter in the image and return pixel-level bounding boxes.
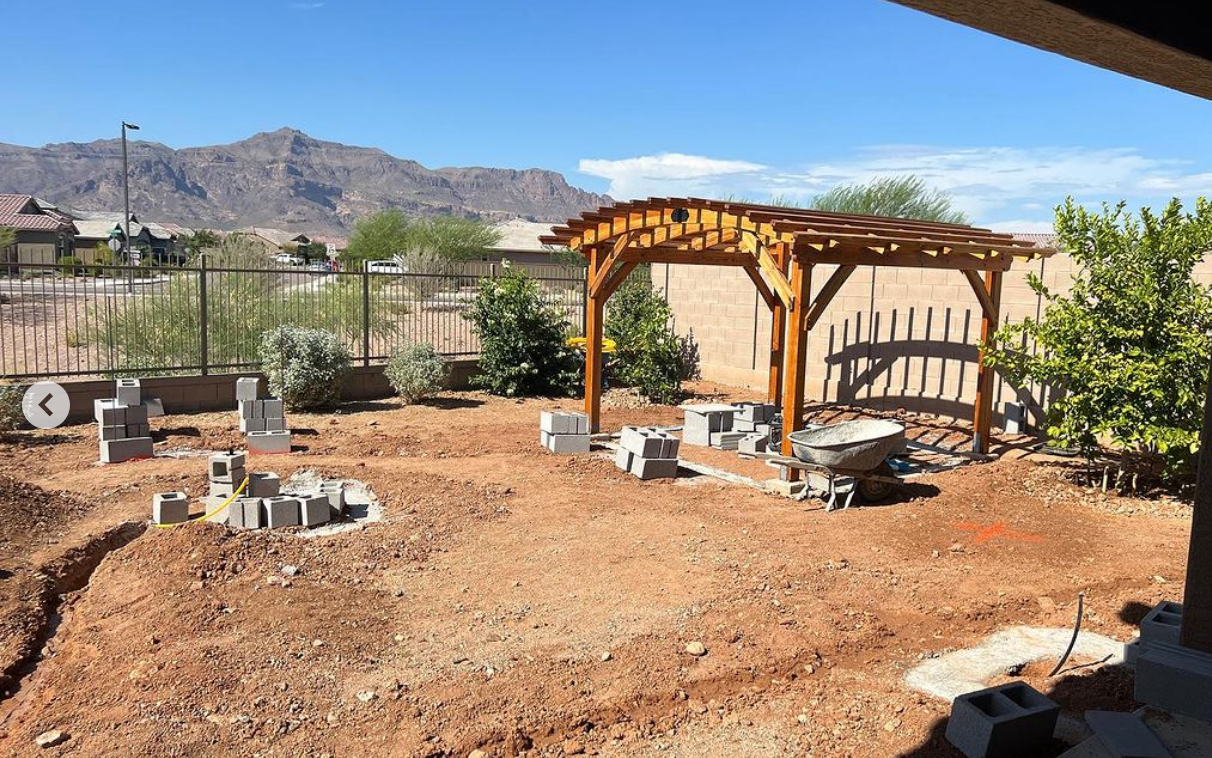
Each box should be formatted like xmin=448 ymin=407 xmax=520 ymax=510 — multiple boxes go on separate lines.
xmin=551 ymin=198 xmax=1055 ymax=463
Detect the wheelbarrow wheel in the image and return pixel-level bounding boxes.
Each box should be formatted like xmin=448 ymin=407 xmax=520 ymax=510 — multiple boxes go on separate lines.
xmin=856 ymin=462 xmax=896 ymax=503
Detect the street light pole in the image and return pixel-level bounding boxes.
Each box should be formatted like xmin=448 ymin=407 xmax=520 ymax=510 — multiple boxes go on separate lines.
xmin=120 ymin=121 xmax=140 ymax=260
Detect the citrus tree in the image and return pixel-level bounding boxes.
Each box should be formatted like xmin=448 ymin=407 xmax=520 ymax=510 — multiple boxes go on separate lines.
xmin=985 ymin=197 xmax=1212 ymax=479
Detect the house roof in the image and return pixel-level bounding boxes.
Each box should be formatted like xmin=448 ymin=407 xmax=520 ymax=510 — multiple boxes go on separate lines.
xmin=491 ymin=219 xmax=564 ymax=252
xmin=1011 ymin=232 xmax=1059 ymax=249
xmin=233 ymin=227 xmax=311 ymax=247
xmin=0 ymin=194 xmax=76 ymax=233
xmin=310 ymin=234 xmax=349 ymax=249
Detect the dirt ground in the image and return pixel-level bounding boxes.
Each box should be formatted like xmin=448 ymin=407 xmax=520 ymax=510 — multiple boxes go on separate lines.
xmin=0 ymin=382 xmax=1194 ymax=757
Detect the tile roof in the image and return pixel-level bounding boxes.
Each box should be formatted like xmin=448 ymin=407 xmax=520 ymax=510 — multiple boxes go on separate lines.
xmin=0 ymin=194 xmax=74 ymax=232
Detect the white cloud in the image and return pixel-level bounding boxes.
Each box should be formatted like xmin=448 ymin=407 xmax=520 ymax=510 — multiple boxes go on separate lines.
xmin=985 ymin=219 xmax=1056 ymax=234
xmin=290 ymin=2 xmax=324 ymax=9
xmin=577 ymin=144 xmax=1212 ymax=229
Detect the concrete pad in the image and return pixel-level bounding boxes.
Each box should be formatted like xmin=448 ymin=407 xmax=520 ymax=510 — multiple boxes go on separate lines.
xmin=152 ymin=492 xmax=189 ymax=525
xmin=248 ymin=472 xmax=281 ymax=498
xmin=905 ymin=625 xmax=1125 ymax=702
xmin=1085 ymin=711 xmax=1170 ymax=758
xmin=262 ymin=496 xmax=301 ymax=529
xmin=945 ymin=681 xmax=1059 ymax=758
xmin=209 ymin=452 xmax=247 ymax=482
xmin=248 ymin=430 xmax=291 ymax=454
xmin=299 ymin=495 xmax=330 ymax=527
xmin=99 ymin=436 xmax=153 ymax=463
xmin=1136 ymin=642 xmax=1212 ymax=723
xmin=116 ymin=378 xmax=141 ymax=406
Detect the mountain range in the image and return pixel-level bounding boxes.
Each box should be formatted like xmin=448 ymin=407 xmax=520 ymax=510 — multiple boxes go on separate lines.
xmin=0 ymin=128 xmax=610 ymax=234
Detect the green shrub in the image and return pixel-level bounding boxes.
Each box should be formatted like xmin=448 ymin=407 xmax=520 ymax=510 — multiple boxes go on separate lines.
xmin=0 ymin=384 xmax=25 ymax=432
xmin=258 ymin=326 xmax=351 ymax=410
xmin=464 ymin=265 xmax=579 ymax=397
xmin=605 ymin=273 xmax=692 ymax=404
xmin=385 ymin=341 xmax=448 ymax=403
xmin=56 ymin=256 xmax=83 ymax=276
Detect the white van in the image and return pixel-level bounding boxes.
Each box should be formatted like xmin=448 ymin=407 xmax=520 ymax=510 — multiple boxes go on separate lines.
xmin=365 ymin=260 xmax=406 ymax=275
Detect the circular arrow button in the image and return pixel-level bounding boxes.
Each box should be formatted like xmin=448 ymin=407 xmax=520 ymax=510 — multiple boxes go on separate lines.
xmin=22 ymin=381 xmax=69 ymax=429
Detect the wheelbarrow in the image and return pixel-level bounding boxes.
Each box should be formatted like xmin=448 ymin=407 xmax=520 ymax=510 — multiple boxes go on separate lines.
xmin=759 ymin=419 xmax=907 ymax=510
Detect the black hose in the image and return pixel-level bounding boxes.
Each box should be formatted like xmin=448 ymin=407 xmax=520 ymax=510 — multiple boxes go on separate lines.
xmin=1048 ymin=592 xmax=1085 ymax=677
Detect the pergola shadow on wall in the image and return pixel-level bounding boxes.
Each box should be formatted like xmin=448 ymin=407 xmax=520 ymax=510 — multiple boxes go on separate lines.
xmin=544 ymin=198 xmax=1055 ymax=461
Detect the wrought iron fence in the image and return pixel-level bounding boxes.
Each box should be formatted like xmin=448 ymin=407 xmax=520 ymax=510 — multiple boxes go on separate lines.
xmin=0 ymin=259 xmax=587 ymax=380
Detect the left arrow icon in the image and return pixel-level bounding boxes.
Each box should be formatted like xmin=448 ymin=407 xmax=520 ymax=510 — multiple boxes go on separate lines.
xmin=22 ymin=381 xmax=69 ymax=429
xmin=38 ymin=394 xmax=54 ymax=416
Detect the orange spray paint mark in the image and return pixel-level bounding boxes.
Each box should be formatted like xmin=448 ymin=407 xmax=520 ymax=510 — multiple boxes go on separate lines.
xmin=954 ymin=521 xmax=1044 ymax=545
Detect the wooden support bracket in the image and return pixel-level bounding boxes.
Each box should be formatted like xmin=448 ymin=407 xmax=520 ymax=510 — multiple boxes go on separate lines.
xmin=805 ymin=265 xmax=856 ymax=330
xmin=744 ymin=266 xmax=778 ymax=311
xmin=962 ymin=269 xmax=998 ymax=321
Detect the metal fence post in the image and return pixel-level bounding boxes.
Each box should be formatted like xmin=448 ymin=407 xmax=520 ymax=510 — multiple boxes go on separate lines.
xmin=199 ymin=254 xmax=209 ymax=375
xmin=361 ymin=267 xmax=371 ymax=367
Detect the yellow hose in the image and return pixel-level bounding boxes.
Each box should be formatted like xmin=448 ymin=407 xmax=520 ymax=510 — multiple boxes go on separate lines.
xmin=153 ymin=476 xmax=250 ymax=529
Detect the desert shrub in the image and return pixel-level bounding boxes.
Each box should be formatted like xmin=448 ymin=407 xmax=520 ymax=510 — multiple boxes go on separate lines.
xmin=90 ymin=243 xmax=115 ymax=277
xmin=0 ymin=384 xmax=25 ymax=432
xmin=258 ymin=325 xmax=351 ymax=410
xmin=385 ymin=341 xmax=448 ymax=403
xmin=605 ymin=272 xmax=692 ymax=404
xmin=56 ymin=256 xmax=83 ymax=276
xmin=464 ymin=265 xmax=579 ymax=397
xmin=986 ymin=197 xmax=1212 ymax=481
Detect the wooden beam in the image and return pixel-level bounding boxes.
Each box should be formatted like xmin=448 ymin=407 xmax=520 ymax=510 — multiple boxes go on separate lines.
xmin=805 ymin=265 xmax=856 ymax=330
xmin=971 ymin=269 xmax=1003 ymax=454
xmin=768 ymin=245 xmax=788 ymax=405
xmin=780 ymin=260 xmax=813 ymax=479
xmin=1182 ymin=365 xmax=1212 ymax=654
xmin=618 ymin=250 xmax=753 ymax=266
xmin=747 ymin=239 xmax=795 ymax=308
xmin=585 ymin=247 xmax=605 ymax=433
xmin=600 ymin=261 xmax=637 ymax=300
xmin=588 ymin=233 xmax=631 ymax=297
xmin=962 ymin=269 xmax=998 ymax=321
xmin=790 ymin=247 xmax=1014 ymax=272
xmin=744 ymin=266 xmax=778 ymax=311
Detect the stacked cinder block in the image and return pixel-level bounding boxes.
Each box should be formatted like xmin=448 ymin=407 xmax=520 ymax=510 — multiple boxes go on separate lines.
xmin=208 ymin=452 xmax=248 ymax=498
xmin=680 ymin=404 xmax=741 ymax=447
xmin=614 ymin=426 xmax=680 ymax=480
xmin=732 ymin=402 xmax=776 ymax=454
xmin=945 ymin=682 xmax=1059 ymax=758
xmin=539 ymin=411 xmax=590 ymax=454
xmin=1124 ymin=600 xmax=1182 ymax=667
xmin=319 ymin=480 xmax=346 ymax=518
xmin=236 ymin=377 xmax=292 ymax=454
xmin=96 ymin=379 xmax=154 ymax=463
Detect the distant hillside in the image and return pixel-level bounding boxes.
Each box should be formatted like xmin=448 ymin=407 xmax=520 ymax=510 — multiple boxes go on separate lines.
xmin=0 ymin=128 xmax=610 ymax=234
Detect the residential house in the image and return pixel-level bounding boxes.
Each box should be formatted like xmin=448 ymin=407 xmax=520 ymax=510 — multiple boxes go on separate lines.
xmin=71 ymin=211 xmax=184 ymax=263
xmin=0 ymin=194 xmax=77 ymax=265
xmin=231 ymin=227 xmax=311 ymax=254
xmin=486 ymin=218 xmax=575 ymax=267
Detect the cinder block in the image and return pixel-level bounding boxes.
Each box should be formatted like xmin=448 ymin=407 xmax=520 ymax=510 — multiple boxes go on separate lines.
xmin=629 ymin=456 xmax=678 ymax=480
xmin=620 ymin=427 xmax=664 ymax=458
xmin=1140 ymin=601 xmax=1183 ymax=647
xmin=240 ymin=417 xmax=267 ymax=433
xmin=124 ymin=402 xmax=148 ymax=425
xmin=247 ymin=430 xmax=291 ymax=454
xmin=681 ymin=414 xmax=712 ymax=446
xmin=574 ymin=413 xmax=588 ymax=435
xmin=733 ymin=418 xmax=756 ymax=433
xmin=540 ymin=410 xmax=581 ymax=434
xmin=235 ymin=377 xmax=260 ymax=402
xmin=710 ymin=431 xmax=748 ymax=450
xmin=614 ymin=446 xmax=635 ymax=471
xmin=99 ymin=436 xmax=153 ymax=463
xmin=94 ymin=399 xmax=126 ymax=426
xmin=1084 ymin=711 xmax=1170 ymax=758
xmin=209 ymin=480 xmax=240 ymax=498
xmin=239 ymin=399 xmax=265 ymax=419
xmin=1124 ymin=637 xmax=1143 ymax=669
xmin=299 ymin=495 xmax=330 ymax=527
xmin=1136 ymin=642 xmax=1212 ymax=723
xmin=659 ymin=433 xmax=680 ymax=459
xmin=152 ymin=492 xmax=189 ymax=525
xmin=209 ymin=452 xmax=247 ymax=482
xmin=319 ymin=482 xmax=345 ymax=515
xmin=116 ymin=378 xmax=141 ymax=406
xmin=262 ymin=399 xmax=284 ymax=418
xmin=261 ymin=496 xmax=301 ymax=529
xmin=99 ymin=424 xmax=126 ymax=441
xmin=738 ymin=432 xmax=768 ymax=455
xmin=247 ymin=472 xmax=281 ymax=498
xmin=143 ymin=397 xmax=165 ymax=418
xmin=128 ymin=422 xmax=150 ymax=438
xmin=227 ymin=498 xmax=262 ymax=529
xmin=732 ymin=402 xmax=775 ymax=424
xmin=544 ymin=433 xmax=590 ymax=454
xmin=944 ymin=682 xmax=1059 ymax=758
xmin=264 ymin=417 xmax=286 ymax=432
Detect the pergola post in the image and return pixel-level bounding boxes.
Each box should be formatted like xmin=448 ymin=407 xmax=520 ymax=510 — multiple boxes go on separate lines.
xmin=584 ymin=246 xmax=604 ymax=433
xmin=768 ymin=245 xmax=788 ymax=405
xmin=1181 ymin=363 xmax=1212 ymax=653
xmin=780 ymin=258 xmax=813 ymax=477
xmin=970 ymin=269 xmax=1003 ymax=454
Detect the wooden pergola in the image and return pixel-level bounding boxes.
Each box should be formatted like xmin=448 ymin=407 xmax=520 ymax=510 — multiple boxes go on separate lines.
xmin=543 ymin=198 xmax=1055 ymax=463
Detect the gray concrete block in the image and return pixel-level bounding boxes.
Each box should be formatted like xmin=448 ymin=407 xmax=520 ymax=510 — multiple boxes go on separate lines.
xmin=227 ymin=498 xmax=263 ymax=529
xmin=152 ymin=492 xmax=189 ymax=525
xmin=1124 ymin=638 xmax=1143 ymax=669
xmin=116 ymin=378 xmax=141 ymax=406
xmin=240 ymin=417 xmax=267 ymax=433
xmin=738 ymin=432 xmax=768 ymax=455
xmin=235 ymin=377 xmax=260 ymax=402
xmin=732 ymin=401 xmax=775 ymax=424
xmin=614 ymin=446 xmax=635 ymax=471
xmin=99 ymin=436 xmax=153 ymax=463
xmin=248 ymin=430 xmax=291 ymax=454
xmin=1141 ymin=601 xmax=1183 ymax=647
xmin=1136 ymin=642 xmax=1212 ymax=723
xmin=629 ymin=456 xmax=678 ymax=480
xmin=540 ymin=410 xmax=584 ymax=434
xmin=945 ymin=682 xmax=1059 ymax=758
xmin=264 ymin=417 xmax=286 ymax=432
xmin=262 ymin=399 xmax=284 ymax=418
xmin=143 ymin=397 xmax=165 ymax=418
xmin=319 ymin=482 xmax=345 ymax=515
xmin=261 ymin=496 xmax=301 ymax=529
xmin=544 ymin=433 xmax=590 ymax=454
xmin=209 ymin=480 xmax=240 ymax=498
xmin=124 ymin=402 xmax=148 ymax=425
xmin=732 ymin=418 xmax=756 ymax=433
xmin=710 ymin=431 xmax=748 ymax=450
xmin=660 ymin=434 xmax=680 ymax=459
xmin=247 ymin=472 xmax=281 ymax=498
xmin=99 ymin=424 xmax=126 ymax=441
xmin=299 ymin=495 xmax=330 ymax=527
xmin=94 ymin=399 xmax=126 ymax=426
xmin=128 ymin=422 xmax=150 ymax=438
xmin=1084 ymin=711 xmax=1170 ymax=758
xmin=681 ymin=413 xmax=713 ymax=446
xmin=620 ymin=427 xmax=664 ymax=458
xmin=209 ymin=452 xmax=247 ymax=482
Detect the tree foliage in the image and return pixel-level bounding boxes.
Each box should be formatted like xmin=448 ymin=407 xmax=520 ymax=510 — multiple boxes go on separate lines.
xmin=985 ymin=197 xmax=1212 ymax=478
xmin=0 ymin=226 xmax=15 ymax=250
xmin=811 ymin=175 xmax=969 ymax=224
xmin=605 ymin=273 xmax=693 ymax=404
xmin=464 ymin=265 xmax=579 ymax=397
xmin=341 ymin=210 xmax=501 ymax=271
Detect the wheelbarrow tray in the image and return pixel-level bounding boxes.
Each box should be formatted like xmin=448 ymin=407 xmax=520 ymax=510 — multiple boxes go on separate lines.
xmin=787 ymin=419 xmax=905 ymax=472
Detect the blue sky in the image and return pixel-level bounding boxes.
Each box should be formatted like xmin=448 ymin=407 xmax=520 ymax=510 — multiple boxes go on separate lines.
xmin=4 ymin=0 xmax=1211 ymax=231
